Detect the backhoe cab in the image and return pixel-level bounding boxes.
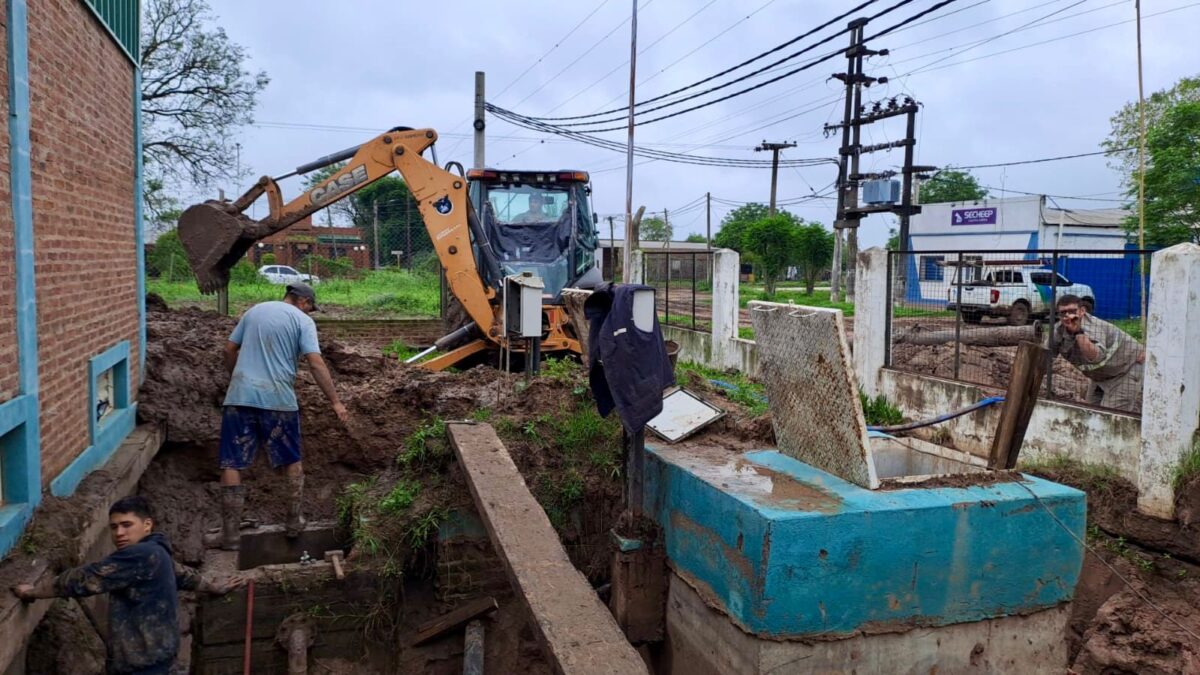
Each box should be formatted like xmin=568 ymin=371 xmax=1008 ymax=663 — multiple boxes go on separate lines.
xmin=467 ymin=168 xmax=603 ymax=300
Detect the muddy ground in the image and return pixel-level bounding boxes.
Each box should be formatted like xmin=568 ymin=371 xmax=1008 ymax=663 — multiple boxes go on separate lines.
xmin=9 ymin=298 xmax=1196 ymax=673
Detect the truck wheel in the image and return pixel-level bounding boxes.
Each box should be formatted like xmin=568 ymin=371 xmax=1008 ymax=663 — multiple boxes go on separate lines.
xmin=1082 ymin=297 xmax=1095 ymax=314
xmin=1008 ymin=301 xmax=1031 ymax=326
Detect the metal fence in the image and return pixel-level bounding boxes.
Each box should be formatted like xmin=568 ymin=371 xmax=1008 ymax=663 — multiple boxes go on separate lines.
xmin=886 ymin=249 xmax=1152 ymax=414
xmin=641 ymin=250 xmax=716 ymax=332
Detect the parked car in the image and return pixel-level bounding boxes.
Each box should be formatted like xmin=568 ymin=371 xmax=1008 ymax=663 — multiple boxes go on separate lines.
xmin=258 ymin=265 xmax=320 ymax=286
xmin=946 ymin=264 xmax=1094 ymax=326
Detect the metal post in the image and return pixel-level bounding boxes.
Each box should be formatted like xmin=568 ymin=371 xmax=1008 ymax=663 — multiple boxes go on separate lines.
xmin=664 ymin=251 xmax=671 ymax=327
xmin=625 ymin=428 xmax=645 ymax=516
xmin=622 ymin=0 xmax=638 ymax=285
xmin=706 ymin=192 xmax=712 ymax=249
xmin=1046 ymin=252 xmax=1060 ymax=399
xmin=406 ymin=199 xmax=413 ymax=269
xmin=217 ymin=288 xmax=229 ymax=316
xmin=691 ymin=252 xmax=698 ymax=330
xmin=954 ymin=252 xmax=964 ymax=380
xmin=372 ymin=200 xmax=381 ymax=269
xmin=473 ymin=71 xmax=486 ymax=169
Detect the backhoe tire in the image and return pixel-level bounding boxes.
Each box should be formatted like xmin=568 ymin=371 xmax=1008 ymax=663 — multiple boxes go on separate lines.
xmin=1008 ymin=301 xmax=1031 ymax=326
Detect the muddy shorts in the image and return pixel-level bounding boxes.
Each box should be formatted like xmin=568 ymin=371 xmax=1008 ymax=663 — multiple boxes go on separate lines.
xmin=219 ymin=406 xmax=302 ymax=469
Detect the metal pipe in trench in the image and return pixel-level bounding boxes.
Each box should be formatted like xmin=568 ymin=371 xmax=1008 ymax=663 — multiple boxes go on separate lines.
xmin=287 ymin=623 xmax=313 ymax=675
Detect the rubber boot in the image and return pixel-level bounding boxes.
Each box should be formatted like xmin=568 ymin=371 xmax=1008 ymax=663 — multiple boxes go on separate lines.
xmin=220 ymin=484 xmax=245 ymax=551
xmin=285 ymin=474 xmax=306 ymax=538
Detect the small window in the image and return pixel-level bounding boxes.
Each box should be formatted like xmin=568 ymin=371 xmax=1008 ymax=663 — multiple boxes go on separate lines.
xmin=95 ymin=367 xmax=115 ymax=424
xmin=265 ymin=266 xmax=279 ymax=274
xmin=919 ymin=256 xmax=944 ymax=281
xmin=280 ymin=266 xmax=298 ymax=275
xmin=1010 ymin=271 xmax=1023 ymax=283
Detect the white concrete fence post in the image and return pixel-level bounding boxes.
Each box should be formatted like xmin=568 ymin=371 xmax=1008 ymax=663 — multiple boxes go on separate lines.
xmin=1139 ymin=243 xmax=1200 ymax=518
xmin=853 ymin=247 xmax=888 ymax=399
xmin=712 ymin=249 xmax=740 ymax=370
xmin=629 ymin=249 xmax=645 ymax=285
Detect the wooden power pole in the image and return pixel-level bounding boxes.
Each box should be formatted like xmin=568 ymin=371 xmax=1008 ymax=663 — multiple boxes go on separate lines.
xmin=756 ymin=141 xmax=797 ymax=216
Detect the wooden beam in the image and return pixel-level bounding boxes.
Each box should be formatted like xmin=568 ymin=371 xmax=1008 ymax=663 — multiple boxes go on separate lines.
xmin=447 ymin=423 xmax=647 ymax=675
xmin=989 ymin=341 xmax=1050 ymax=469
xmin=412 ymin=596 xmax=498 ymax=646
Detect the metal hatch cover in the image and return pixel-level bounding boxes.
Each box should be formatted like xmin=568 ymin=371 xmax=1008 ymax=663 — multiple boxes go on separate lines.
xmin=748 ymin=302 xmax=879 ymax=489
xmin=646 ymin=388 xmax=726 ymax=443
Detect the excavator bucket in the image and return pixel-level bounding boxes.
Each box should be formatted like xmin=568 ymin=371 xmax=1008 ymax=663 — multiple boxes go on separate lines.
xmin=177 ymin=202 xmax=260 ymax=294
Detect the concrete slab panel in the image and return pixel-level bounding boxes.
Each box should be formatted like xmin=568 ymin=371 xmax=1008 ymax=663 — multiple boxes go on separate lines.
xmin=749 ymin=302 xmax=878 ymax=488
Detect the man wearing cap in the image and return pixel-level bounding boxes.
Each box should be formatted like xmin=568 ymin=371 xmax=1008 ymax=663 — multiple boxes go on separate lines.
xmin=212 ymin=282 xmax=349 ymax=550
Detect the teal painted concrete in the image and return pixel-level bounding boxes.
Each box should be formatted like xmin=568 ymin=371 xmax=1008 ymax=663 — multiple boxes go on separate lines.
xmin=134 ymin=68 xmax=145 ymax=381
xmin=51 ymin=342 xmax=135 ymax=497
xmin=643 ymin=444 xmax=1086 ymax=638
xmin=2 ymin=0 xmax=42 ymax=559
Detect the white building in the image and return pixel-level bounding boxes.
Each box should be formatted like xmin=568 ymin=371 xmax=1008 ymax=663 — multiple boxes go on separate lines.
xmin=901 ymin=196 xmax=1142 ymax=319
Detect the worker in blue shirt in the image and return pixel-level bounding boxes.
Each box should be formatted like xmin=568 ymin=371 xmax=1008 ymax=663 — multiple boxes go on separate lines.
xmin=12 ymin=496 xmax=242 ymax=674
xmin=215 ymin=282 xmax=349 ymax=550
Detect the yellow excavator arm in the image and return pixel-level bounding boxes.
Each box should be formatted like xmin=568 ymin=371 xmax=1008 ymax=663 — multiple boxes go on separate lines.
xmin=178 ymin=127 xmax=502 ymax=342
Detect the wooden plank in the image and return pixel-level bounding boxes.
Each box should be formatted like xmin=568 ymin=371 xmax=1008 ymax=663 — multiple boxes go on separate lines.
xmin=447 ymin=423 xmax=647 ymax=675
xmin=989 ymin=341 xmax=1051 ymax=469
xmin=559 ymin=289 xmax=593 ymax=366
xmin=412 ymin=596 xmax=498 ymax=646
xmin=463 ymin=620 xmax=486 ymax=675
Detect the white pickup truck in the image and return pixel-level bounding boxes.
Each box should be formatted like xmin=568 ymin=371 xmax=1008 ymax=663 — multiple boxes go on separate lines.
xmin=945 ymin=265 xmax=1095 ymax=325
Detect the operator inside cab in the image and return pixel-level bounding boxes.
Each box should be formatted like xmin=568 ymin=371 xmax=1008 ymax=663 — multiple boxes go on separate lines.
xmin=513 ymin=192 xmax=549 ymax=224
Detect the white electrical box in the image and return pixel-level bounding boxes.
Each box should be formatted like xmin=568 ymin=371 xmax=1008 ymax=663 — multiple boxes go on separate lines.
xmin=504 ymin=273 xmax=544 ymax=338
xmin=631 ymin=288 xmax=655 ymax=332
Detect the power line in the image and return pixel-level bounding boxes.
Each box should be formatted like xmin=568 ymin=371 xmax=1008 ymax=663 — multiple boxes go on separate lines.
xmin=531 ymin=0 xmax=885 ymax=122
xmin=948 ymin=148 xmax=1130 ymax=170
xmin=511 ymin=0 xmax=657 ymax=108
xmin=489 ymin=0 xmax=963 ymax=134
xmin=492 ymin=0 xmax=614 ymax=101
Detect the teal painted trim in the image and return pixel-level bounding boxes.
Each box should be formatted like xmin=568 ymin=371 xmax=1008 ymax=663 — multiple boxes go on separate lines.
xmin=51 ymin=405 xmax=136 ymax=498
xmin=0 ymin=503 xmax=34 ymax=561
xmin=134 ymin=68 xmax=145 ymax=382
xmin=79 ymin=0 xmax=139 ymax=65
xmin=5 ymin=0 xmax=43 ymax=535
xmin=51 ymin=341 xmax=134 ymax=498
xmin=86 ymin=340 xmax=131 ymax=450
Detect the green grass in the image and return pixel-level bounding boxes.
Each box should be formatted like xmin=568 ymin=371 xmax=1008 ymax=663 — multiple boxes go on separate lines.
xmin=737 ymin=326 xmax=755 ymax=340
xmin=147 ymin=268 xmax=440 ymax=317
xmin=739 ymin=287 xmax=855 ymax=315
xmin=860 ymin=393 xmax=904 ymax=427
xmin=379 ymin=479 xmax=421 ymax=514
xmin=398 ymin=417 xmax=447 ymax=466
xmin=382 ymin=339 xmax=424 ymax=361
xmin=1172 ymin=435 xmax=1200 ymax=490
xmin=677 ymin=360 xmax=768 ymax=416
xmin=1111 ymin=318 xmax=1145 ymax=343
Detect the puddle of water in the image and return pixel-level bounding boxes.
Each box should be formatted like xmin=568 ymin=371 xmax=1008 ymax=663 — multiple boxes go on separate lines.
xmin=680 ymin=453 xmax=841 ymax=513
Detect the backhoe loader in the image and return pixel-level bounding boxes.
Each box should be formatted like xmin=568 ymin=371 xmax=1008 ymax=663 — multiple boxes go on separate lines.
xmin=177 ymin=126 xmax=602 ymax=371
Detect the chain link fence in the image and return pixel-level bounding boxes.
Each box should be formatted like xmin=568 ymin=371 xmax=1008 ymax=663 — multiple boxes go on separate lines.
xmin=886 ymin=249 xmax=1151 ymax=414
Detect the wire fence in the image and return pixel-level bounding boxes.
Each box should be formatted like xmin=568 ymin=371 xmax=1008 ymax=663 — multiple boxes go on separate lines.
xmin=886 ymin=249 xmax=1151 ymax=415
xmin=641 ymin=251 xmax=716 ymax=332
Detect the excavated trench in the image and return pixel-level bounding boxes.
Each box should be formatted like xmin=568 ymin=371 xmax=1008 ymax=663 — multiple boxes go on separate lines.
xmin=12 ymin=299 xmax=1200 ymax=673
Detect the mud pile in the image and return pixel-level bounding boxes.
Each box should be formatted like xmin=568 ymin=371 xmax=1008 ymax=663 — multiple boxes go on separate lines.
xmin=891 ymin=341 xmax=1091 ymax=401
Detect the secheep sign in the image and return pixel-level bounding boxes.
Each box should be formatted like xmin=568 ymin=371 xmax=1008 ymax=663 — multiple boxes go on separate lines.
xmin=951 ymin=207 xmax=997 ymax=226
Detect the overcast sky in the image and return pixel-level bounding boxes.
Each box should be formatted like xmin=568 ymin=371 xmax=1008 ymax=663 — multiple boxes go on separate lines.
xmin=203 ymin=0 xmax=1197 ymax=248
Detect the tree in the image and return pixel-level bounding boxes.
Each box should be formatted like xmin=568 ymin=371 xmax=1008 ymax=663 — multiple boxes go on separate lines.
xmin=1127 ymin=101 xmax=1200 ymax=246
xmin=684 ymin=233 xmax=709 ymax=244
xmin=920 ymin=170 xmax=988 ymax=204
xmin=146 ymin=230 xmax=192 ymax=281
xmin=640 ymin=216 xmax=672 ymax=242
xmin=794 ymin=223 xmax=835 ymax=295
xmin=1103 ymin=75 xmax=1200 ymax=183
xmin=140 ymin=0 xmax=269 ymax=218
xmin=742 ymin=215 xmax=801 ymax=297
xmin=713 ymin=203 xmax=770 ymax=252
xmin=886 ymin=227 xmax=900 ymax=251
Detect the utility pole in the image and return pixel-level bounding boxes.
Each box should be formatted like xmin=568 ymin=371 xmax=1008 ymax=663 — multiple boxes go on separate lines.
xmin=756 ymin=141 xmax=796 ymax=216
xmin=622 ymin=0 xmax=638 ymax=283
xmin=824 ymin=18 xmax=928 ymax=304
xmin=664 ymin=208 xmax=669 ymax=242
xmin=473 ymin=71 xmax=486 ymax=169
xmin=706 ymin=192 xmax=712 ymax=249
xmin=372 ymin=200 xmax=381 ymax=269
xmin=607 ymin=215 xmax=616 ymax=279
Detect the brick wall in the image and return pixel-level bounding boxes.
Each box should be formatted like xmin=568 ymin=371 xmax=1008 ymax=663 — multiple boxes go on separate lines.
xmin=0 ymin=18 xmax=19 ymax=404
xmin=28 ymin=0 xmax=138 ymax=484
